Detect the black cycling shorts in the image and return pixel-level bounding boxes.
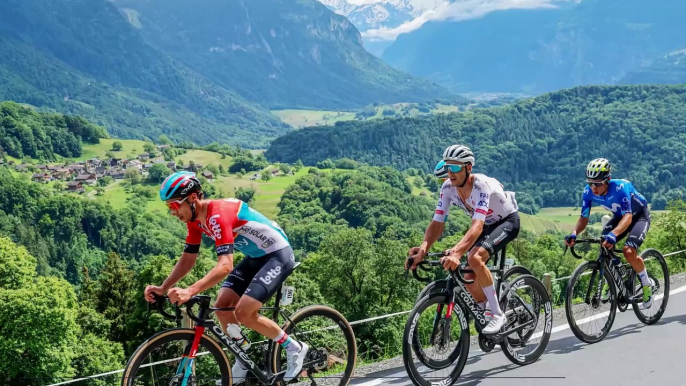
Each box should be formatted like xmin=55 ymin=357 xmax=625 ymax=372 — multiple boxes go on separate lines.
xmin=471 ymin=212 xmax=521 ymax=258
xmin=602 ymin=208 xmax=651 ymax=250
xmin=221 ymin=246 xmax=295 ymax=303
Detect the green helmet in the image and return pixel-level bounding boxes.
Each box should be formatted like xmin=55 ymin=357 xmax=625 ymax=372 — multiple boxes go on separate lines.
xmin=586 ymin=158 xmax=612 ymax=180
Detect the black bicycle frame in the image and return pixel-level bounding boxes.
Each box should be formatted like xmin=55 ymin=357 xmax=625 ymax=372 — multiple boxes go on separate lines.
xmin=588 ymin=249 xmax=639 ymax=305
xmin=152 ymin=287 xmax=318 ymax=386
xmin=411 ymin=247 xmax=537 ymax=338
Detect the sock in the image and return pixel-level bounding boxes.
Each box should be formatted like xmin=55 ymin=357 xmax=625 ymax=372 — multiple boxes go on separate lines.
xmin=482 ymin=284 xmax=502 ymax=316
xmin=275 ymin=330 xmax=302 ymax=354
xmin=638 ymin=269 xmax=650 ymax=287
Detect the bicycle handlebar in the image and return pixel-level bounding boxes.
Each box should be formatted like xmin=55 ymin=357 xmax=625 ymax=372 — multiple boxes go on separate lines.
xmin=563 ymin=237 xmax=623 ymax=259
xmin=405 ymin=251 xmax=475 ymax=285
xmin=150 ymin=294 xmax=214 ymax=326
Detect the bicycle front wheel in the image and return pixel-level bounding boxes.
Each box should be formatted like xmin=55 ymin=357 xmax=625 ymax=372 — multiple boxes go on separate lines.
xmin=565 ymin=261 xmax=617 ymax=344
xmin=402 ymin=292 xmax=470 ymax=386
xmin=122 ymin=328 xmax=232 ymax=386
xmin=269 ymin=305 xmax=357 ymax=386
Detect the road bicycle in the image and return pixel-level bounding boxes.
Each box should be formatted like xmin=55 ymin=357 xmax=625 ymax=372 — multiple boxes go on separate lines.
xmin=564 ymin=238 xmax=670 ymax=343
xmin=122 ymin=270 xmax=357 ymax=386
xmin=402 ymin=247 xmax=552 ymax=386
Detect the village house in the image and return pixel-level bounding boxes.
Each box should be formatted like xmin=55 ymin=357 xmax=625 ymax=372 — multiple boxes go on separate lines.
xmin=75 ymin=173 xmax=97 ymax=185
xmin=106 ymin=158 xmax=121 ymax=168
xmin=15 ymin=164 xmax=31 ymax=172
xmin=31 ymin=172 xmax=51 ymax=183
xmin=67 ymin=181 xmax=84 ymax=193
xmin=137 ymin=153 xmax=150 ymax=161
xmin=201 ymin=171 xmax=214 ymax=180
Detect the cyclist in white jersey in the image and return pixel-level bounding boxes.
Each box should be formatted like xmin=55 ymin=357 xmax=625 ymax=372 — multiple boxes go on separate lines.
xmin=407 ymin=145 xmax=520 ymax=334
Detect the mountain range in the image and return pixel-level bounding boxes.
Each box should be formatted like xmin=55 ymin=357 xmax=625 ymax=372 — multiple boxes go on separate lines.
xmin=0 ymin=0 xmax=449 ymax=147
xmin=380 ymin=0 xmax=686 ymax=94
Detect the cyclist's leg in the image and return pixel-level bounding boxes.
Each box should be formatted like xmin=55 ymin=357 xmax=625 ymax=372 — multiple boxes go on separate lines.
xmin=234 ymin=247 xmax=307 ymax=381
xmin=622 ymin=210 xmax=652 ymax=299
xmin=215 ymin=256 xmax=267 ymax=333
xmin=464 ymin=231 xmax=490 ymax=304
xmin=470 ymin=213 xmax=520 ymax=333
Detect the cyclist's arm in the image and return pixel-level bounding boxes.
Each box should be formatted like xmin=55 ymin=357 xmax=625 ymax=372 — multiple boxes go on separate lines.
xmin=419 ymin=220 xmax=445 ymax=252
xmin=609 ymin=184 xmax=633 ymax=236
xmin=188 ymin=251 xmax=234 ymax=296
xmin=162 ymin=225 xmax=202 ymax=290
xmin=161 ymin=251 xmax=199 ymax=291
xmin=423 ymin=183 xmax=450 ymax=251
xmin=451 ymin=218 xmax=484 ymax=257
xmin=610 ymin=212 xmax=633 ymax=236
xmin=188 ymin=205 xmax=237 ymax=296
xmin=574 ymin=186 xmax=592 ymax=235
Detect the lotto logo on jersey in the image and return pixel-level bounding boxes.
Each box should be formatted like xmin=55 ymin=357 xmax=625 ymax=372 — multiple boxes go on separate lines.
xmin=436 ymin=210 xmax=444 ymax=215
xmin=209 ymin=215 xmax=222 ymax=240
xmin=259 ymin=266 xmax=282 ymax=285
xmin=476 ymin=209 xmax=487 ymax=215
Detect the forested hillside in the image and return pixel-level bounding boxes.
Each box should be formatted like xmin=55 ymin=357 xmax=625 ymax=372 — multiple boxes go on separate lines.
xmin=0 ymin=0 xmax=288 ymax=147
xmin=266 ymin=84 xmax=686 ymax=211
xmin=0 ymin=102 xmax=107 ymax=160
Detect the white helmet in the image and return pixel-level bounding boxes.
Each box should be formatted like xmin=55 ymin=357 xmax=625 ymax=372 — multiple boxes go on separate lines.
xmin=442 ymin=145 xmax=475 ymax=165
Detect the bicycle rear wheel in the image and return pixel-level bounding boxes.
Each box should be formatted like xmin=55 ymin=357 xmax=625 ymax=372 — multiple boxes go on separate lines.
xmin=269 ymin=305 xmax=357 ymax=386
xmin=121 ymin=328 xmax=232 ymax=386
xmin=633 ymin=248 xmax=670 ymax=325
xmin=500 ymin=274 xmax=552 ymax=366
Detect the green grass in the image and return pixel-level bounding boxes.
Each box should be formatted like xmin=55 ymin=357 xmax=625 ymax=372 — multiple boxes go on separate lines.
xmin=215 ymin=167 xmax=319 ymax=217
xmin=78 ymin=139 xmax=150 ymax=161
xmin=176 ymin=149 xmax=233 ymax=169
xmin=271 ymin=109 xmax=355 ymax=128
xmin=520 ymin=212 xmax=559 ymax=234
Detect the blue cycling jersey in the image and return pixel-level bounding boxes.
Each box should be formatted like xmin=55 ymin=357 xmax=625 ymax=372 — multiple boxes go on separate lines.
xmin=580 ymin=179 xmax=648 ymax=218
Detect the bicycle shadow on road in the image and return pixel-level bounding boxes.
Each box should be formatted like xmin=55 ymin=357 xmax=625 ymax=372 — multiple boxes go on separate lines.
xmin=543 ymin=310 xmax=686 ymax=356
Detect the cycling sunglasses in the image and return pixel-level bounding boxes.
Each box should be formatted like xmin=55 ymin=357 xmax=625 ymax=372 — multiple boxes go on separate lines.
xmin=166 ymin=196 xmax=189 ymax=211
xmin=445 ymin=164 xmax=464 ymax=173
xmin=587 ymin=180 xmax=607 ymax=188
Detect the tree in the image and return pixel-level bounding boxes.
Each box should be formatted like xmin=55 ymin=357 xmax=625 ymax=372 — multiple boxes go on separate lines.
xmin=95 ymin=253 xmax=136 ymax=345
xmin=218 ymin=164 xmax=226 ymax=175
xmin=158 ymin=135 xmax=172 ymax=145
xmin=279 ymin=163 xmax=292 ymax=175
xmin=148 ymin=163 xmax=171 ymax=183
xmin=206 ymin=164 xmax=220 ymax=177
xmin=143 ymin=142 xmax=156 ymax=153
xmin=97 ymin=176 xmax=113 ymax=187
xmin=125 ymin=168 xmax=142 ymax=185
xmin=235 ymin=187 xmax=256 ymax=204
xmin=261 ymin=172 xmax=271 ymax=182
xmin=111 ymin=141 xmax=122 ymax=151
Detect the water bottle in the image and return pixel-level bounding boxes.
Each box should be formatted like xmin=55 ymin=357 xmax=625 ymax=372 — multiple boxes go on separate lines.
xmin=611 ymin=256 xmax=621 ymax=266
xmin=226 ymin=323 xmax=251 ymax=351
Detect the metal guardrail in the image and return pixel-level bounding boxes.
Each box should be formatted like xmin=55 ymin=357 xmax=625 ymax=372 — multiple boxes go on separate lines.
xmin=47 ymin=248 xmax=686 ymax=386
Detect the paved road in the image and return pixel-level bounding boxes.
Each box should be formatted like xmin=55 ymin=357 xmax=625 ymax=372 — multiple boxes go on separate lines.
xmin=351 ymin=283 xmax=686 ymax=386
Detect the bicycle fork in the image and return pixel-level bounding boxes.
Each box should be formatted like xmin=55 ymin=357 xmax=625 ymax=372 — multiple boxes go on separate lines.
xmin=176 ymin=326 xmax=206 ymax=386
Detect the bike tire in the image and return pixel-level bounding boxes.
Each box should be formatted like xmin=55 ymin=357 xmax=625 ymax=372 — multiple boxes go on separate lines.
xmin=500 ymin=274 xmax=553 ymax=366
xmin=565 ymin=261 xmax=617 ymax=344
xmin=121 ymin=328 xmax=232 ymax=386
xmin=633 ymin=248 xmax=670 ymax=325
xmin=269 ymin=305 xmax=357 ymax=386
xmin=403 ymin=292 xmax=470 ymax=386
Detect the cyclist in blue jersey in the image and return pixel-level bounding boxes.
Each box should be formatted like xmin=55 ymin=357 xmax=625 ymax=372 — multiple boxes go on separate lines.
xmin=564 ymin=158 xmax=654 ymax=309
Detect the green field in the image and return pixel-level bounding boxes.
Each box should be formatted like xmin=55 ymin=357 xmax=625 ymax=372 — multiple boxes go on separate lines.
xmin=176 ymin=149 xmax=233 ymax=169
xmin=78 ymin=139 xmax=150 ymax=161
xmin=271 ymin=109 xmax=355 ymax=128
xmin=520 ymin=212 xmax=560 ymax=234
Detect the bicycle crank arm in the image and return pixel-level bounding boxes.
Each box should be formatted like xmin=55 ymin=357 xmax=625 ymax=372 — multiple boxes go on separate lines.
xmin=496 ymin=318 xmax=536 ymax=337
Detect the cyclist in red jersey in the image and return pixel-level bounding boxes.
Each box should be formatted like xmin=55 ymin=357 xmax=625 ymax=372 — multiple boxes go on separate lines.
xmin=144 ymin=172 xmax=308 ymax=384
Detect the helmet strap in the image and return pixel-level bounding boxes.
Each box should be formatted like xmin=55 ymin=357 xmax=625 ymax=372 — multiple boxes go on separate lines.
xmin=190 ymin=201 xmax=197 ymax=222
xmin=458 ymin=170 xmax=470 ymax=188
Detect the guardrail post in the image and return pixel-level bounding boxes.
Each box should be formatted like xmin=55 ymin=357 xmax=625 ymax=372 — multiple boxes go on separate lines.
xmin=543 ymin=273 xmax=552 ymax=297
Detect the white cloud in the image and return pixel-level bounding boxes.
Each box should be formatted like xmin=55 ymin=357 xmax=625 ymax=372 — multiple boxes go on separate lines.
xmin=362 ymin=0 xmax=572 ymax=41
